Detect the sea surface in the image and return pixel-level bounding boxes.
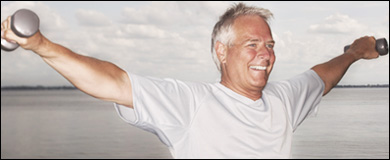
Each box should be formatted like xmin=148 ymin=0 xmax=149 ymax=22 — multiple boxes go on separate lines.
xmin=1 ymin=88 xmax=389 ymax=159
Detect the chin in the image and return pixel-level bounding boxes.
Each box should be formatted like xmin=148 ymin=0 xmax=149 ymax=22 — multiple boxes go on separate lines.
xmin=250 ymin=79 xmax=268 ymax=89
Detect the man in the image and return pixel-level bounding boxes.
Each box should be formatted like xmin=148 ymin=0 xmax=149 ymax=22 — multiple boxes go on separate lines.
xmin=1 ymin=3 xmax=380 ymax=159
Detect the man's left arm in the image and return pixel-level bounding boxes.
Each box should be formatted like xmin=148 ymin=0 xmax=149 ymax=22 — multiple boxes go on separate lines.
xmin=311 ymin=36 xmax=379 ymax=96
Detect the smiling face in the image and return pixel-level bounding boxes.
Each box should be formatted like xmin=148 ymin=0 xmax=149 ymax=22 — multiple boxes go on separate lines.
xmin=216 ymin=15 xmax=275 ymax=100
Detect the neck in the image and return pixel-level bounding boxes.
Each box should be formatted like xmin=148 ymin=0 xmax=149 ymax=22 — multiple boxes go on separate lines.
xmin=220 ymin=79 xmax=263 ymax=101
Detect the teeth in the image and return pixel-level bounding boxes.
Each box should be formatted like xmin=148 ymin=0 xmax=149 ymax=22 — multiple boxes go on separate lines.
xmin=250 ymin=66 xmax=267 ymax=70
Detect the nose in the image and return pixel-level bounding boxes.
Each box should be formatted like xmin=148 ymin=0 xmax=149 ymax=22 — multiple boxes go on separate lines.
xmin=256 ymin=44 xmax=272 ymax=60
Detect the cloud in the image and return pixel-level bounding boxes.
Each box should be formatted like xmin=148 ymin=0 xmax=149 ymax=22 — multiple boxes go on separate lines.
xmin=75 ymin=9 xmax=112 ymax=27
xmin=108 ymin=2 xmax=230 ymax=81
xmin=308 ymin=13 xmax=367 ymax=34
xmin=64 ymin=2 xmax=224 ymax=83
xmin=120 ymin=1 xmax=228 ymax=27
xmin=117 ymin=24 xmax=170 ymax=39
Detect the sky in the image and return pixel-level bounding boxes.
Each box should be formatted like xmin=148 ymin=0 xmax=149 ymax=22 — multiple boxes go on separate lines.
xmin=1 ymin=1 xmax=389 ymax=86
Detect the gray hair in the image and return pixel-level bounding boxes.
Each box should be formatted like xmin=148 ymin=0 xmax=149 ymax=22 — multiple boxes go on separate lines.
xmin=211 ymin=3 xmax=273 ymax=71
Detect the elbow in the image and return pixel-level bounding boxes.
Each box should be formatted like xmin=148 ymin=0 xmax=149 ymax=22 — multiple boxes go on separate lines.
xmin=322 ymin=80 xmax=337 ymax=96
xmin=113 ymin=70 xmax=133 ymax=108
xmin=89 ymin=68 xmax=133 ymax=108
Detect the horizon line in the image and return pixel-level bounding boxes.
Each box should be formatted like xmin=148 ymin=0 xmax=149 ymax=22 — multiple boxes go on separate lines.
xmin=1 ymin=84 xmax=389 ymax=90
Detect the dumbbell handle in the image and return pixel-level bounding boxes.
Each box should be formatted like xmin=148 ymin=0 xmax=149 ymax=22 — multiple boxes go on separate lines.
xmin=344 ymin=38 xmax=388 ymax=56
xmin=1 ymin=9 xmax=39 ymax=52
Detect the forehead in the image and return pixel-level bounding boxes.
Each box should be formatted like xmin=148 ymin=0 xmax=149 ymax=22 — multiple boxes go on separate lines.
xmin=232 ymin=15 xmax=272 ymax=41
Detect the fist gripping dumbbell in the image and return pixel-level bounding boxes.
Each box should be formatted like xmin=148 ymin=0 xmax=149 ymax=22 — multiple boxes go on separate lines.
xmin=344 ymin=38 xmax=388 ymax=56
xmin=1 ymin=9 xmax=40 ymax=52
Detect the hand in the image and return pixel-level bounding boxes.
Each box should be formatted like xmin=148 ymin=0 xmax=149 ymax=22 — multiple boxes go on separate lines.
xmin=1 ymin=16 xmax=44 ymax=51
xmin=345 ymin=36 xmax=379 ymax=60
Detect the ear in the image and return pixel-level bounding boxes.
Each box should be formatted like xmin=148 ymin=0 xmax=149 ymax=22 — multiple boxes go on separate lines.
xmin=215 ymin=41 xmax=228 ymax=64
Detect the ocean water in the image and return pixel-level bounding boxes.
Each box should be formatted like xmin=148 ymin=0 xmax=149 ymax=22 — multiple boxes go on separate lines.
xmin=1 ymin=88 xmax=389 ymax=159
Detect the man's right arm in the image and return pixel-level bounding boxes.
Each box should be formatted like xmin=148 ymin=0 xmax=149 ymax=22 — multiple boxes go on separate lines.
xmin=2 ymin=17 xmax=133 ymax=108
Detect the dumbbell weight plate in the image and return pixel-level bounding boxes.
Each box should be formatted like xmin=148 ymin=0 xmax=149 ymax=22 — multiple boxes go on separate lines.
xmin=11 ymin=9 xmax=40 ymax=37
xmin=375 ymin=38 xmax=388 ymax=56
xmin=1 ymin=39 xmax=20 ymax=51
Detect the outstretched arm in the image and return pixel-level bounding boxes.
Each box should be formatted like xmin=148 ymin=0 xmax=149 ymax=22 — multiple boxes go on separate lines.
xmin=1 ymin=16 xmax=133 ymax=108
xmin=311 ymin=36 xmax=379 ymax=96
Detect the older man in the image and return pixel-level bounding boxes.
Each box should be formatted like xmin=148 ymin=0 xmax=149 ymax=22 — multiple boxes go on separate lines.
xmin=1 ymin=2 xmax=379 ymax=159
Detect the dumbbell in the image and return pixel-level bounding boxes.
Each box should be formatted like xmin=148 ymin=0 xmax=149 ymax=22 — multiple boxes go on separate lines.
xmin=1 ymin=9 xmax=40 ymax=52
xmin=344 ymin=38 xmax=388 ymax=56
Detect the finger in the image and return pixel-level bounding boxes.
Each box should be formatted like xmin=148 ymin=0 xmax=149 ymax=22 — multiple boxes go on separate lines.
xmin=1 ymin=24 xmax=3 ymax=37
xmin=7 ymin=16 xmax=11 ymax=29
xmin=1 ymin=17 xmax=9 ymax=30
xmin=1 ymin=16 xmax=11 ymax=37
xmin=368 ymin=36 xmax=380 ymax=58
xmin=1 ymin=18 xmax=7 ymax=31
xmin=3 ymin=30 xmax=16 ymax=43
xmin=4 ymin=29 xmax=27 ymax=44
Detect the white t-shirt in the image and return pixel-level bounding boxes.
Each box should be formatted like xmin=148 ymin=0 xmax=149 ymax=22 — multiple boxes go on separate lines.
xmin=114 ymin=69 xmax=325 ymax=158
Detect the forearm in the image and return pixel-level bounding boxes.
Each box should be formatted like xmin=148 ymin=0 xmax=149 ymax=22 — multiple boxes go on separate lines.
xmin=35 ymin=35 xmax=129 ymax=102
xmin=311 ymin=53 xmax=358 ymax=96
xmin=311 ymin=36 xmax=379 ymax=96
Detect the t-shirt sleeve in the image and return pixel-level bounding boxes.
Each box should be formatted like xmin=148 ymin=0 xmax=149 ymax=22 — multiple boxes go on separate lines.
xmin=266 ymin=69 xmax=325 ymax=131
xmin=114 ymin=72 xmax=205 ymax=146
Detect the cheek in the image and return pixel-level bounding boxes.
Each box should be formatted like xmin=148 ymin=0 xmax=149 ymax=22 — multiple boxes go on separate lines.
xmin=237 ymin=50 xmax=257 ymax=64
xmin=267 ymin=53 xmax=276 ymax=73
xmin=226 ymin=50 xmax=244 ymax=63
xmin=270 ymin=53 xmax=276 ymax=63
xmin=225 ymin=48 xmax=257 ymax=68
xmin=246 ymin=50 xmax=258 ymax=58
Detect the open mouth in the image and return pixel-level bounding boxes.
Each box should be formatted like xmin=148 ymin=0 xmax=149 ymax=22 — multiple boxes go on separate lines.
xmin=249 ymin=66 xmax=267 ymax=71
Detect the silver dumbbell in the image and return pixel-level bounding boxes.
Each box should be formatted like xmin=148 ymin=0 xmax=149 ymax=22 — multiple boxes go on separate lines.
xmin=1 ymin=9 xmax=40 ymax=52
